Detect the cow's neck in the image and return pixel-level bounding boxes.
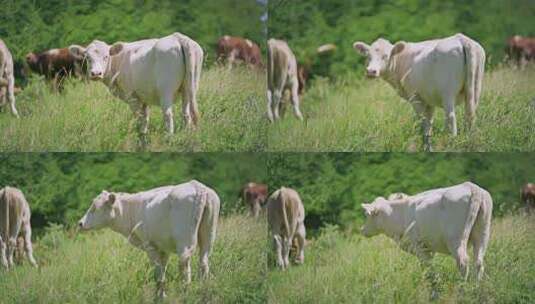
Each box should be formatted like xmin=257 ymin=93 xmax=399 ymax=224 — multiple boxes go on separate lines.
xmin=383 ymin=49 xmax=415 ymax=100
xmin=109 ymin=193 xmax=146 ymax=237
xmin=103 ymin=55 xmax=121 ymax=88
xmin=381 ymin=201 xmax=414 ymax=242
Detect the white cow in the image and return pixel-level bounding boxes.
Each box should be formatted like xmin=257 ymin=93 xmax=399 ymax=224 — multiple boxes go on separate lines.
xmin=267 ymin=39 xmax=304 ymax=122
xmin=1 ymin=186 xmax=37 ymax=269
xmin=0 ymin=39 xmax=19 ymax=118
xmin=361 ymin=182 xmax=492 ymax=281
xmin=353 ymin=34 xmax=486 ymax=151
xmin=68 ymin=33 xmax=203 ymax=137
xmin=78 ymin=180 xmax=220 ymax=299
xmin=266 ymin=187 xmax=306 ymax=270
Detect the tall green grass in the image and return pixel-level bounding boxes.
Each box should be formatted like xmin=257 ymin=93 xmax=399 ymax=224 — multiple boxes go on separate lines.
xmin=268 ymin=66 xmax=535 ymax=151
xmin=0 ymin=215 xmax=267 ymax=303
xmin=0 ymin=66 xmax=266 ymax=152
xmin=267 ymin=215 xmax=535 ymax=303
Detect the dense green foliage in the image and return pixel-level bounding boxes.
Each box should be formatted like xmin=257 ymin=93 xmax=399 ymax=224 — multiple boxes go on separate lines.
xmin=268 ymin=0 xmax=535 ymax=77
xmin=0 ymin=215 xmax=268 ymax=303
xmin=0 ymin=66 xmax=267 ymax=152
xmin=0 ymin=153 xmax=266 ymax=228
xmin=268 ymin=215 xmax=535 ymax=303
xmin=0 ymin=0 xmax=266 ymax=65
xmin=267 ymin=67 xmax=535 ymax=152
xmin=267 ymin=153 xmax=535 ymax=230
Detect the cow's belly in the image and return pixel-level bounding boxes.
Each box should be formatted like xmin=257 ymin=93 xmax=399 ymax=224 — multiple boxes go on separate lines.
xmin=407 ymin=47 xmax=465 ymax=108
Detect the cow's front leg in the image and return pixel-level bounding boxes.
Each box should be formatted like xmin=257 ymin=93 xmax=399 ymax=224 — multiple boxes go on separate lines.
xmin=140 ymin=104 xmax=150 ymax=136
xmin=146 ymin=246 xmax=169 ymax=299
xmin=412 ymin=102 xmax=434 ymax=152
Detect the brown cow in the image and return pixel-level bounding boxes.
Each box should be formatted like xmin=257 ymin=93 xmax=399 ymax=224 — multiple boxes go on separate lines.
xmin=267 ymin=187 xmax=306 ymax=270
xmin=506 ymin=35 xmax=535 ymax=68
xmin=217 ymin=35 xmax=263 ymax=69
xmin=25 ymin=47 xmax=86 ymax=91
xmin=521 ymin=183 xmax=535 ymax=214
xmin=0 ymin=186 xmax=37 ymax=269
xmin=239 ymin=182 xmax=268 ymax=218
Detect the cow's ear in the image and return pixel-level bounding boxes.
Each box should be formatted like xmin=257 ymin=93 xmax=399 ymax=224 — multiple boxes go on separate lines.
xmin=391 ymin=41 xmax=406 ymax=57
xmin=353 ymin=42 xmax=370 ymax=56
xmin=68 ymin=45 xmax=86 ymax=60
xmin=109 ymin=43 xmax=124 ymax=56
xmin=362 ymin=203 xmax=373 ymax=216
xmin=107 ymin=193 xmax=116 ymax=205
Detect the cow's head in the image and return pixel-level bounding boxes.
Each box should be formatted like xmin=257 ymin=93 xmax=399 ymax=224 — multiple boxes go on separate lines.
xmin=69 ymin=40 xmax=121 ymax=80
xmin=25 ymin=52 xmax=39 ymax=67
xmin=78 ymin=191 xmax=118 ymax=230
xmin=353 ymin=38 xmax=406 ymax=78
xmin=360 ymin=197 xmax=392 ymax=237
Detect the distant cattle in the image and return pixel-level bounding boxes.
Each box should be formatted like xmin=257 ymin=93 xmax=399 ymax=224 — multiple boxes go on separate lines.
xmin=25 ymin=47 xmax=86 ymax=91
xmin=267 ymin=187 xmax=306 ymax=270
xmin=521 ymin=183 xmax=535 ymax=214
xmin=217 ymin=35 xmax=263 ymax=69
xmin=1 ymin=186 xmax=38 ymax=269
xmin=239 ymin=182 xmax=268 ymax=218
xmin=354 ymin=34 xmax=485 ymax=151
xmin=506 ymin=35 xmax=535 ymax=68
xmin=78 ymin=180 xmax=220 ymax=299
xmin=361 ymin=182 xmax=492 ymax=281
xmin=0 ymin=39 xmax=19 ymax=118
xmin=267 ymin=39 xmax=304 ymax=122
xmin=69 ymin=33 xmax=203 ymax=138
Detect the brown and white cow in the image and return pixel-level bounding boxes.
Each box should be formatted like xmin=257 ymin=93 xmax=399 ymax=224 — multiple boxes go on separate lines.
xmin=0 ymin=39 xmax=19 ymax=118
xmin=217 ymin=35 xmax=263 ymax=69
xmin=25 ymin=47 xmax=86 ymax=91
xmin=521 ymin=183 xmax=535 ymax=214
xmin=354 ymin=34 xmax=486 ymax=151
xmin=267 ymin=39 xmax=304 ymax=122
xmin=1 ymin=186 xmax=37 ymax=269
xmin=267 ymin=187 xmax=306 ymax=270
xmin=506 ymin=35 xmax=535 ymax=68
xmin=239 ymin=182 xmax=268 ymax=218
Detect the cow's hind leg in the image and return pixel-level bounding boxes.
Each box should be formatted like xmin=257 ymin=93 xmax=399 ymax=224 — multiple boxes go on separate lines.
xmin=177 ymin=244 xmax=195 ymax=284
xmin=267 ymin=90 xmax=275 ymax=122
xmin=22 ymin=223 xmax=37 ymax=267
xmin=271 ymin=89 xmax=283 ymax=121
xmin=290 ymin=80 xmax=303 ymax=121
xmin=7 ymin=76 xmax=19 ymax=118
xmin=179 ymin=90 xmax=194 ymax=129
xmin=282 ymin=236 xmax=292 ymax=269
xmin=6 ymin=237 xmax=17 ymax=268
xmin=272 ymin=234 xmax=285 ymax=270
xmin=471 ymin=225 xmax=491 ymax=281
xmin=0 ymin=236 xmax=8 ymax=269
xmin=453 ymin=244 xmax=470 ymax=281
xmin=464 ymin=91 xmax=476 ymax=132
xmin=160 ymin=93 xmax=175 ymax=134
xmin=294 ymin=222 xmax=306 ymax=264
xmin=442 ymin=93 xmax=458 ymax=136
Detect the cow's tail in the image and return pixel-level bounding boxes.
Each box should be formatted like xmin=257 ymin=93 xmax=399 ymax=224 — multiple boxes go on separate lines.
xmin=464 ymin=182 xmax=493 ymax=247
xmin=193 ymin=181 xmax=219 ymax=257
xmin=279 ymin=188 xmax=292 ymax=238
xmin=175 ymin=33 xmax=203 ymax=126
xmin=458 ymin=34 xmax=486 ymax=108
xmin=1 ymin=187 xmax=8 ymax=242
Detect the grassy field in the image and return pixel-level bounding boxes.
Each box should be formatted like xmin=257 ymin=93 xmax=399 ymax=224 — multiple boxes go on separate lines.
xmin=267 ymin=214 xmax=535 ymax=303
xmin=0 ymin=215 xmax=268 ymax=303
xmin=0 ymin=66 xmax=266 ymax=152
xmin=268 ymin=66 xmax=535 ymax=152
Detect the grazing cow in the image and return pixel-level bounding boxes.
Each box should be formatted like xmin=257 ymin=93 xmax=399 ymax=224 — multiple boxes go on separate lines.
xmin=69 ymin=32 xmax=203 ymax=137
xmin=506 ymin=35 xmax=535 ymax=68
xmin=521 ymin=183 xmax=535 ymax=214
xmin=25 ymin=47 xmax=86 ymax=91
xmin=267 ymin=39 xmax=304 ymax=122
xmin=0 ymin=186 xmax=38 ymax=269
xmin=267 ymin=187 xmax=306 ymax=270
xmin=216 ymin=35 xmax=263 ymax=68
xmin=239 ymin=182 xmax=268 ymax=218
xmin=353 ymin=34 xmax=486 ymax=151
xmin=78 ymin=180 xmax=220 ymax=299
xmin=0 ymin=39 xmax=19 ymax=118
xmin=361 ymin=182 xmax=492 ymax=281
